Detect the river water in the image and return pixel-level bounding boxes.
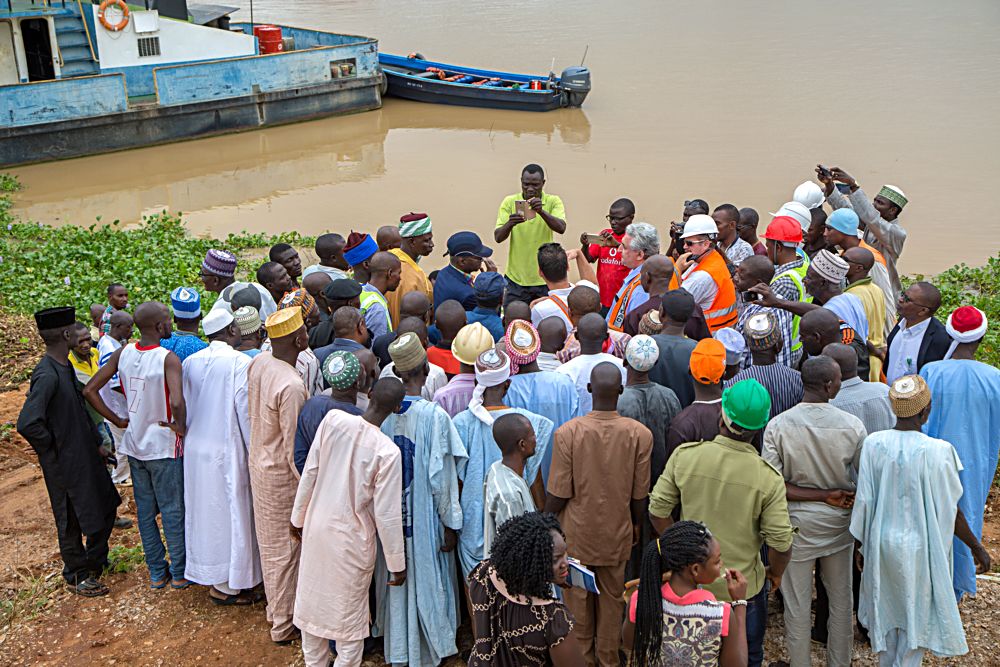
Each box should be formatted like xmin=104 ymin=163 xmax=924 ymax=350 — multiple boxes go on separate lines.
xmin=10 ymin=0 xmax=1000 ymax=274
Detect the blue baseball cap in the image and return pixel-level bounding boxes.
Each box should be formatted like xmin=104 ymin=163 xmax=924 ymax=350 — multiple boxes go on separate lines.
xmin=826 ymin=208 xmax=860 ymax=237
xmin=474 ymin=271 xmax=505 ymax=300
xmin=171 ymin=287 xmax=201 ymax=320
xmin=445 ymin=231 xmax=493 ymax=258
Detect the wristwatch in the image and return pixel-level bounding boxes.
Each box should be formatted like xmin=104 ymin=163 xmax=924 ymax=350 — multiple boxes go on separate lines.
xmin=730 ymin=600 xmax=748 ymax=608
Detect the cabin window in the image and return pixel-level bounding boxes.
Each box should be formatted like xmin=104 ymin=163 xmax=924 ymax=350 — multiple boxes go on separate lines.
xmin=137 ymin=37 xmax=161 ymax=58
xmin=329 ymin=58 xmax=357 ymax=79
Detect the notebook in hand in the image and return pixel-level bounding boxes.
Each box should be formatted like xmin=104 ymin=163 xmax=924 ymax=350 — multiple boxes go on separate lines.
xmin=566 ymin=557 xmax=600 ymax=594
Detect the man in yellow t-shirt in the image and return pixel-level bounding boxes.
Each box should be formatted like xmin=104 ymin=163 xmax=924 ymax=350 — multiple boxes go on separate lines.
xmin=494 ymin=164 xmax=566 ymax=306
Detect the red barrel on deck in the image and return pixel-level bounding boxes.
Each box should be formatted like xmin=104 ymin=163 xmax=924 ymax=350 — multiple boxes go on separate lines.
xmin=253 ymin=25 xmax=284 ymax=55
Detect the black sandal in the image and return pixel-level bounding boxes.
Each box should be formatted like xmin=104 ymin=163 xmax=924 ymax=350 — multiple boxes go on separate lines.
xmin=70 ymin=577 xmax=109 ymax=597
xmin=209 ymin=589 xmax=253 ymax=606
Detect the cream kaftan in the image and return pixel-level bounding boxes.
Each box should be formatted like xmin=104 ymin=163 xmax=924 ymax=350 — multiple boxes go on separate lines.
xmin=292 ymin=411 xmax=405 ymax=640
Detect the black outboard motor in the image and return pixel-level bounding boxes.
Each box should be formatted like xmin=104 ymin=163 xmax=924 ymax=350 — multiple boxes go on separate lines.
xmin=559 ymin=66 xmax=591 ymax=107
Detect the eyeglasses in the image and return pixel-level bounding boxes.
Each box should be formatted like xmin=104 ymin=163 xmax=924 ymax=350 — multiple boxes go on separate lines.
xmin=606 ymin=214 xmax=631 ymax=222
xmin=901 ymin=292 xmax=932 ymax=309
xmin=683 ymin=238 xmax=709 ymax=247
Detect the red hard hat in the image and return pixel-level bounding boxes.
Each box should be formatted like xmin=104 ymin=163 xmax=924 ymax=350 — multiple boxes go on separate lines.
xmin=763 ymin=216 xmax=804 ymax=244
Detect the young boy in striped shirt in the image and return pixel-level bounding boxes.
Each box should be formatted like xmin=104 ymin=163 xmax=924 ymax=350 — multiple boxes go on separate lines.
xmin=482 ymin=413 xmax=538 ymax=557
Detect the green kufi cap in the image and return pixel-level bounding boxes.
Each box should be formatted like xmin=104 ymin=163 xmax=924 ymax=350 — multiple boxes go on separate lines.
xmin=322 ymin=350 xmax=361 ymax=390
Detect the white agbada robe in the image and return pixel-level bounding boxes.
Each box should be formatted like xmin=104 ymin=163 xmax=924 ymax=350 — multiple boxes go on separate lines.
xmin=182 ymin=341 xmax=262 ymax=590
xmin=292 ymin=410 xmax=405 ymax=640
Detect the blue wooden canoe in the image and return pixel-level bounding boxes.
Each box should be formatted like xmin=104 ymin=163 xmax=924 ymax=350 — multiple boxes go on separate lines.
xmin=378 ymin=53 xmax=591 ymax=112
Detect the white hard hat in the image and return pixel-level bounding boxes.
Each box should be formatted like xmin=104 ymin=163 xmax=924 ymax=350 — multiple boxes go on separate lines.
xmin=769 ymin=201 xmax=812 ymax=232
xmin=679 ymin=214 xmax=718 ymax=238
xmin=793 ymin=181 xmax=824 ymax=210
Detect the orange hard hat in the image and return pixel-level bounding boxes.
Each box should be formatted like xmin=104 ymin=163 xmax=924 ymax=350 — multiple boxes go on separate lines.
xmin=762 ymin=215 xmax=804 ymax=244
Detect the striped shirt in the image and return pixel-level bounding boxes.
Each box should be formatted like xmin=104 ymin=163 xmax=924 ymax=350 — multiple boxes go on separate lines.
xmin=725 ymin=362 xmax=803 ymax=420
xmin=557 ymin=328 xmax=631 ymax=363
xmin=483 ymin=461 xmax=535 ymax=557
xmin=829 ymin=376 xmax=895 ymax=435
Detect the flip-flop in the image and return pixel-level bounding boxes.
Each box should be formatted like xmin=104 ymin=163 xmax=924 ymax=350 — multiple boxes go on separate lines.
xmin=71 ymin=578 xmax=109 ymax=597
xmin=170 ymin=578 xmax=193 ymax=589
xmin=150 ymin=578 xmax=168 ymax=590
xmin=209 ymin=590 xmax=253 ymax=606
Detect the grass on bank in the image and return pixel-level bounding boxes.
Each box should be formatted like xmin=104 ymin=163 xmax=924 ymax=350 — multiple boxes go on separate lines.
xmin=0 ymin=568 xmax=62 ymax=639
xmin=0 ymin=174 xmax=997 ymax=369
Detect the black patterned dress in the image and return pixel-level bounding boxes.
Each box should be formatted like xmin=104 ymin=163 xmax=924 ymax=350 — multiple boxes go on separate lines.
xmin=468 ymin=562 xmax=575 ymax=666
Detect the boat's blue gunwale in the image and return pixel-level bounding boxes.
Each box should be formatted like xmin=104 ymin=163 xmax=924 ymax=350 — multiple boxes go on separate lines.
xmin=0 ymin=8 xmax=72 ymax=18
xmin=379 ymin=53 xmax=554 ymax=91
xmin=149 ymin=32 xmax=376 ymax=75
xmin=230 ymin=21 xmax=374 ymax=46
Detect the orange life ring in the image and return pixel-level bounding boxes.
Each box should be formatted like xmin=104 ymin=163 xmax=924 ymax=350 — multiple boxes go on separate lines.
xmin=98 ymin=0 xmax=130 ymax=32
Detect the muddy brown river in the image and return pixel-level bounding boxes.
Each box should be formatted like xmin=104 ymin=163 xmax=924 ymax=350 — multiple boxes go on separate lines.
xmin=10 ymin=0 xmax=1000 ymax=274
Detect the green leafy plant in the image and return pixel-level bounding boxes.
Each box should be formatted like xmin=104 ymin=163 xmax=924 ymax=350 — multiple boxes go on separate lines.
xmin=0 ymin=212 xmax=314 ymax=317
xmin=105 ymin=544 xmax=145 ymax=575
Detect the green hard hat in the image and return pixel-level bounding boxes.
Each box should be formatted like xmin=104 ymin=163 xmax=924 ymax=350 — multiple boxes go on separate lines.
xmin=721 ymin=379 xmax=772 ymax=431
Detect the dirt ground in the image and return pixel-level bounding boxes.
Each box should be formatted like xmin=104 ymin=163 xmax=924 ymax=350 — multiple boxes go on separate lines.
xmin=1 ymin=378 xmax=998 ymax=666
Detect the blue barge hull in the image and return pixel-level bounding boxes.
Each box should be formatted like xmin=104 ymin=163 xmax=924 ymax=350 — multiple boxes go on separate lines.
xmin=0 ymin=5 xmax=382 ymax=167
xmin=0 ymin=74 xmax=379 ymax=167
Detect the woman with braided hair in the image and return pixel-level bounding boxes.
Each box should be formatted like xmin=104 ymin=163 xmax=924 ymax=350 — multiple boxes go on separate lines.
xmin=623 ymin=521 xmax=748 ymax=667
xmin=467 ymin=511 xmax=585 ymax=666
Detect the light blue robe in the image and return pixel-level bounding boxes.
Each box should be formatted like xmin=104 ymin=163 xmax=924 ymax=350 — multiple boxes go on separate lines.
xmin=506 ymin=371 xmax=580 ymax=484
xmin=921 ymin=359 xmax=1000 ymax=599
xmin=452 ymin=407 xmax=553 ymax=577
xmin=850 ymin=430 xmax=968 ymax=657
xmin=373 ymin=396 xmax=467 ymax=666
xmin=825 ymin=292 xmax=869 ymax=342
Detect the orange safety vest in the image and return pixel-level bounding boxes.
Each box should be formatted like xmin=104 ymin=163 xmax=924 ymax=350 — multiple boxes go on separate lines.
xmin=542 ymin=294 xmax=571 ymax=319
xmin=686 ymin=249 xmax=737 ymax=332
xmin=607 ymin=259 xmax=682 ymax=332
xmin=667 ymin=257 xmax=681 ymax=291
xmin=860 ymin=240 xmax=887 ymax=268
xmin=607 ymin=272 xmax=643 ymax=332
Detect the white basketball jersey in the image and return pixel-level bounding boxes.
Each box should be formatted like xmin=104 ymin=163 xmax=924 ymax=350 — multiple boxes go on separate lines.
xmin=118 ymin=343 xmax=182 ymax=461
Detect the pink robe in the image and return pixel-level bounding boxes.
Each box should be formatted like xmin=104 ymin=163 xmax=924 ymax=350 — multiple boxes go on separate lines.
xmin=292 ymin=411 xmax=405 ymax=640
xmin=247 ymin=352 xmax=308 ymax=642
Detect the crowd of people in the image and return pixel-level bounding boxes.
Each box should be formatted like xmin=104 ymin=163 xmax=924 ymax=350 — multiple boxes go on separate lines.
xmin=16 ymin=162 xmax=1000 ymax=667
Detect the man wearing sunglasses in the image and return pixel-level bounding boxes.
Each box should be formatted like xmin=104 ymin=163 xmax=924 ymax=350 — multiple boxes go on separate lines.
xmin=884 ymin=282 xmax=950 ymax=383
xmin=675 ymin=215 xmax=737 ymax=333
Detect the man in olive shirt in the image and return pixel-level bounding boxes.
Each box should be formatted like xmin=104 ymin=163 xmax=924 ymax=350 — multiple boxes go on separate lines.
xmin=649 ymin=378 xmax=794 ymax=667
xmin=494 ymin=163 xmax=567 ymax=306
xmin=545 ymin=362 xmax=652 ymax=667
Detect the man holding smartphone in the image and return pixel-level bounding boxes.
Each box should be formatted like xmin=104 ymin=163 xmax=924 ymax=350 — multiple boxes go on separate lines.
xmin=494 ymin=164 xmax=567 ymax=307
xmin=579 ymin=198 xmax=633 ymax=311
xmin=816 ymin=165 xmax=907 ymax=297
